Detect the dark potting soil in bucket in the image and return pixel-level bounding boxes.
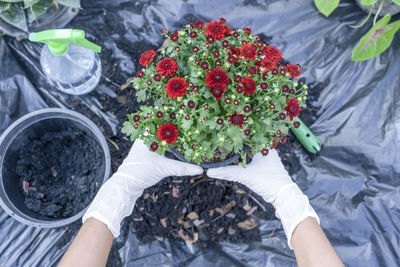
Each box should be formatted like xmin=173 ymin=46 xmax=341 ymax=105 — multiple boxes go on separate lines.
xmin=15 ymin=128 xmax=104 ymax=218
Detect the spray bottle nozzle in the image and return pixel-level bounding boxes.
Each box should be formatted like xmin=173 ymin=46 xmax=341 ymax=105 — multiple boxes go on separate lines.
xmin=29 ymin=29 xmax=101 ymax=56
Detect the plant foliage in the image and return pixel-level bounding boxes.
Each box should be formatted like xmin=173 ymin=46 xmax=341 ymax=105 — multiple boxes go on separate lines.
xmin=0 ymin=0 xmax=80 ymax=31
xmin=122 ymin=18 xmax=308 ymax=165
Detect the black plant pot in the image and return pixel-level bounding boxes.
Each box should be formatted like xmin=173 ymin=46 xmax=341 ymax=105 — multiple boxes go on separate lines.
xmin=0 ymin=108 xmax=110 ymax=228
xmin=169 ymin=147 xmax=241 ymax=169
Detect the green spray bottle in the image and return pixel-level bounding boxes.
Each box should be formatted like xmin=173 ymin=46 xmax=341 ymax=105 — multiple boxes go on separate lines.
xmin=29 ymin=29 xmax=102 ymax=95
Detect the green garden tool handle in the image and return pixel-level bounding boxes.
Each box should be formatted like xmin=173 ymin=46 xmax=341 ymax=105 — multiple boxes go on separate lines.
xmin=29 ymin=29 xmax=101 ymax=56
xmin=290 ymin=118 xmax=322 ymax=154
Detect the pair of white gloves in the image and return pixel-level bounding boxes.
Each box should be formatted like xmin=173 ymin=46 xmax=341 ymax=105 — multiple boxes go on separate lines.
xmin=83 ymin=140 xmax=319 ymax=248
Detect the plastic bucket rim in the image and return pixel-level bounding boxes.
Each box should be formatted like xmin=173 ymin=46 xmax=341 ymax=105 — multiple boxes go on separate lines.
xmin=0 ymin=108 xmax=110 ymax=228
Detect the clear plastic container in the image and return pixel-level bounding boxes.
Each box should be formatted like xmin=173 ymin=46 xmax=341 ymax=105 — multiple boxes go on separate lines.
xmin=40 ymin=43 xmax=102 ymax=95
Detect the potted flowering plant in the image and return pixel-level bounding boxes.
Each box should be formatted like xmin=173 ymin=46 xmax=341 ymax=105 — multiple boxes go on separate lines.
xmin=122 ymin=18 xmax=308 ymax=166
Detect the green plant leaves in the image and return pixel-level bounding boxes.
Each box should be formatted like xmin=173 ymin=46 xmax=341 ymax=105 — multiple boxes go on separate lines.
xmin=0 ymin=2 xmax=27 ymax=30
xmin=56 ymin=0 xmax=80 ymax=8
xmin=23 ymin=0 xmax=40 ymax=8
xmin=136 ymin=90 xmax=146 ymax=102
xmin=314 ymin=0 xmax=340 ymax=17
xmin=26 ymin=0 xmax=52 ymax=23
xmin=121 ymin=121 xmax=139 ymax=141
xmin=392 ymin=0 xmax=400 ymax=6
xmin=352 ymin=14 xmax=400 ymax=61
xmin=0 ymin=2 xmax=12 ymax=12
xmin=0 ymin=0 xmax=80 ymax=32
xmin=361 ymin=0 xmax=378 ymax=5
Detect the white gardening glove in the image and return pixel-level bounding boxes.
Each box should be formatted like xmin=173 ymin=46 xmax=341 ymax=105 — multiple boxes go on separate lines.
xmin=207 ymin=149 xmax=319 ymax=249
xmin=83 ymin=139 xmax=203 ymax=237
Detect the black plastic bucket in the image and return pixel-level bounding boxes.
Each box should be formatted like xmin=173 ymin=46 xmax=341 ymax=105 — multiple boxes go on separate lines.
xmin=0 ymin=108 xmax=110 ymax=228
xmin=169 ymin=148 xmax=241 ymax=169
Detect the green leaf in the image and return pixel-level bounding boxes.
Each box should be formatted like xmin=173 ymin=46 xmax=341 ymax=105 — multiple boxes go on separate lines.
xmin=121 ymin=121 xmax=139 ymax=140
xmin=392 ymin=0 xmax=400 ymax=6
xmin=352 ymin=14 xmax=400 ymax=61
xmin=227 ymin=126 xmax=242 ymax=139
xmin=136 ymin=90 xmax=147 ymax=102
xmin=221 ymin=141 xmax=233 ymax=152
xmin=184 ymin=148 xmax=193 ymax=159
xmin=23 ymin=0 xmax=40 ymax=8
xmin=56 ymin=0 xmax=80 ymax=8
xmin=361 ymin=0 xmax=378 ymax=5
xmin=0 ymin=3 xmax=27 ymax=31
xmin=27 ymin=0 xmax=52 ymax=23
xmin=314 ymin=0 xmax=340 ymax=17
xmin=0 ymin=2 xmax=11 ymax=11
xmin=181 ymin=118 xmax=193 ymax=129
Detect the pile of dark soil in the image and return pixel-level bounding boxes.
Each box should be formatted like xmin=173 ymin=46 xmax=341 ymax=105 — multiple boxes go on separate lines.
xmin=131 ymin=174 xmax=276 ymax=245
xmin=15 ymin=128 xmax=104 ymax=218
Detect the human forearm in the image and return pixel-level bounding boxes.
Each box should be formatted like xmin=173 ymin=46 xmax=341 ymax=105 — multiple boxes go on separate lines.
xmin=292 ymin=217 xmax=344 ymax=267
xmin=58 ymin=218 xmax=113 ymax=267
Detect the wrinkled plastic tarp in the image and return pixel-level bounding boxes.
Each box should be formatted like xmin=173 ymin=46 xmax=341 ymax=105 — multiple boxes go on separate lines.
xmin=1 ymin=0 xmax=400 ymax=266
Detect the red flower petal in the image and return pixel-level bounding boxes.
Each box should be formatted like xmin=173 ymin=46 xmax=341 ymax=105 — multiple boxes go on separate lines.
xmin=262 ymin=46 xmax=282 ymax=63
xmin=228 ymin=111 xmax=246 ymax=129
xmin=240 ymin=43 xmax=257 ymax=60
xmin=241 ymin=77 xmax=257 ymax=95
xmin=284 ymin=98 xmax=301 ymax=121
xmin=204 ymin=20 xmax=226 ymax=40
xmin=243 ymin=27 xmax=251 ymax=35
xmin=285 ymin=64 xmax=301 ymax=78
xmin=139 ymin=50 xmax=157 ymax=67
xmin=156 ymin=58 xmax=178 ymax=78
xmin=205 ymin=68 xmax=229 ymax=87
xmin=157 ymin=123 xmax=179 ymax=144
xmin=165 ymin=77 xmax=188 ymax=99
xmin=209 ymin=83 xmax=226 ymax=101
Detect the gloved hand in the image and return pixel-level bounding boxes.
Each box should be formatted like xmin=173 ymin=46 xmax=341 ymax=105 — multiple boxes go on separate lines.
xmin=207 ymin=149 xmax=319 ymax=249
xmin=83 ymin=139 xmax=203 ymax=237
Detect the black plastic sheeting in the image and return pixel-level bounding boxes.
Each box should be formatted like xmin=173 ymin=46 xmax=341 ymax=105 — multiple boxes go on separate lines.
xmin=1 ymin=0 xmax=400 ymax=266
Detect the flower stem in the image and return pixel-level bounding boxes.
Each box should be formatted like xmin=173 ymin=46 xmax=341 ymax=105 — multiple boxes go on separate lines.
xmin=373 ymin=0 xmax=385 ymax=26
xmin=350 ymin=3 xmax=375 ymax=29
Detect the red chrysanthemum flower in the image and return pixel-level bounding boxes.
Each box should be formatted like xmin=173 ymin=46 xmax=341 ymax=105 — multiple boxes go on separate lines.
xmin=139 ymin=50 xmax=157 ymax=67
xmin=224 ymin=25 xmax=232 ymax=37
xmin=243 ymin=27 xmax=251 ymax=35
xmin=241 ymin=77 xmax=257 ymax=95
xmin=284 ymin=99 xmax=301 ymax=121
xmin=256 ymin=59 xmax=277 ymax=75
xmin=230 ymin=46 xmax=241 ymax=56
xmin=195 ymin=19 xmax=204 ymax=29
xmin=240 ymin=43 xmax=257 ymax=60
xmin=165 ymin=77 xmax=188 ymax=99
xmin=218 ymin=17 xmax=227 ymax=24
xmin=209 ymin=84 xmax=226 ymax=101
xmin=156 ymin=58 xmax=178 ymax=78
xmin=206 ymin=68 xmax=229 ymax=87
xmin=263 ymin=46 xmax=282 ymax=63
xmin=285 ymin=64 xmax=301 ymax=78
xmin=247 ymin=66 xmax=257 ymax=74
xmin=204 ymin=20 xmax=226 ymax=40
xmin=228 ymin=111 xmax=246 ymax=129
xmin=157 ymin=123 xmax=179 ymax=144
